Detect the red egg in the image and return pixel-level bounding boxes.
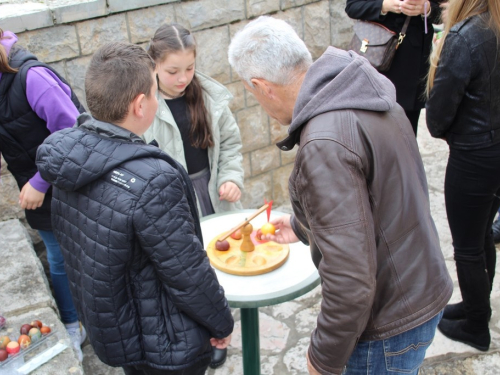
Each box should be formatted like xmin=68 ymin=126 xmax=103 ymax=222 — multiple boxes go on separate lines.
xmin=40 ymin=326 xmax=51 ymax=335
xmin=0 ymin=336 xmax=10 ymax=350
xmin=20 ymin=324 xmax=32 ymax=335
xmin=6 ymin=341 xmax=20 ymax=355
xmin=30 ymin=320 xmax=43 ymax=329
xmin=215 ymin=240 xmax=230 ymax=251
xmin=0 ymin=349 xmax=8 ymax=362
xmin=18 ymin=335 xmax=31 ymax=349
xmin=230 ymin=229 xmax=242 ymax=240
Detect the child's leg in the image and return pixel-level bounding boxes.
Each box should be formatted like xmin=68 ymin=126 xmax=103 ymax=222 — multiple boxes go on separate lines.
xmin=38 ymin=230 xmax=79 ymax=324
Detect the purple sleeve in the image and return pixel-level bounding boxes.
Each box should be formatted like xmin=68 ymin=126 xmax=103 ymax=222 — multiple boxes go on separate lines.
xmin=26 ymin=67 xmax=80 ymax=193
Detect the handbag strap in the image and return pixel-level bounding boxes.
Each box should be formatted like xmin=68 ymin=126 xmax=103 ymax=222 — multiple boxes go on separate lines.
xmin=397 ymin=16 xmax=412 ymax=49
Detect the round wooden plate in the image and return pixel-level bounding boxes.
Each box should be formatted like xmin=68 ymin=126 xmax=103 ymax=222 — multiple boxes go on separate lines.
xmin=206 ymin=231 xmax=290 ymax=276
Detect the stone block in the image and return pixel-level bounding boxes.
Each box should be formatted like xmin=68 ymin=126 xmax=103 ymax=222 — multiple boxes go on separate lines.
xmin=16 ymin=26 xmax=79 ymax=63
xmin=251 ymin=145 xmax=281 ymax=175
xmin=48 ymin=60 xmax=67 ymax=81
xmin=0 ymin=167 xmax=23 ymax=223
xmin=226 ymin=81 xmax=245 ymax=112
xmin=0 ymin=3 xmax=53 ymax=33
xmin=82 ymin=344 xmax=125 ymax=375
xmin=229 ymin=19 xmax=251 ymax=39
xmin=107 ymin=0 xmax=177 ymax=14
xmin=175 ymin=0 xmax=245 ymax=31
xmin=0 ymin=220 xmax=56 ymax=317
xmin=272 ymin=164 xmax=294 ymax=206
xmin=127 ymin=4 xmax=176 ymax=44
xmin=194 ymin=25 xmax=231 ymax=84
xmin=281 ymin=147 xmax=297 ymax=165
xmin=63 ymin=55 xmax=92 ymax=111
xmin=77 ymin=14 xmax=129 ymax=56
xmin=241 ymin=173 xmax=272 ymax=209
xmin=245 ymin=86 xmax=259 ymax=107
xmin=304 ymin=1 xmax=330 ymax=59
xmin=0 ymin=307 xmax=82 ymax=374
xmin=273 ymin=7 xmax=304 ymax=38
xmin=330 ymin=0 xmax=356 ymax=49
xmin=242 ymin=152 xmax=252 ymax=178
xmin=270 ymin=116 xmax=289 ymax=144
xmin=236 ymin=106 xmax=270 ymax=153
xmin=247 ymin=0 xmax=280 ymax=18
xmin=50 ymin=0 xmax=107 ymax=25
xmin=281 ymin=0 xmax=320 ymax=11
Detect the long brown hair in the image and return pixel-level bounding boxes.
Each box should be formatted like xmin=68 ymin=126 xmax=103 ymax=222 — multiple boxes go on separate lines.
xmin=0 ymin=28 xmax=18 ymax=74
xmin=148 ymin=24 xmax=213 ymax=149
xmin=426 ymin=0 xmax=500 ymax=96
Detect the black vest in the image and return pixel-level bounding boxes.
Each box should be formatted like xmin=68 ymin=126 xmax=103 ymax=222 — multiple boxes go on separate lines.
xmin=0 ymin=46 xmax=85 ymax=230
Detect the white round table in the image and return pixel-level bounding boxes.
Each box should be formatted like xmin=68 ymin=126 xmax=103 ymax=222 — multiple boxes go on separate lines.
xmin=201 ymin=210 xmax=320 ymax=375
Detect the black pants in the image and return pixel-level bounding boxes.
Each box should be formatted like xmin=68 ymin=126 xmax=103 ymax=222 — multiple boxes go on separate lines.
xmin=445 ymin=145 xmax=500 ymax=329
xmin=404 ymin=109 xmax=421 ymax=136
xmin=122 ymin=358 xmax=210 ymax=375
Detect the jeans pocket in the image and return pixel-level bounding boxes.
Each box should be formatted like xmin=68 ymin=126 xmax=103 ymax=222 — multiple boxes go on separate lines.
xmin=382 ymin=314 xmax=441 ymax=374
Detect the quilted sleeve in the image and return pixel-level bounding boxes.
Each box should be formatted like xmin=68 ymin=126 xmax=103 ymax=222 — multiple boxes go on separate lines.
xmin=133 ymin=164 xmax=234 ymax=339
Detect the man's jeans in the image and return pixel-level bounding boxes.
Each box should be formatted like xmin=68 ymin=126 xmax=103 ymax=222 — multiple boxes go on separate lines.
xmin=38 ymin=230 xmax=79 ymax=324
xmin=343 ymin=311 xmax=443 ymax=375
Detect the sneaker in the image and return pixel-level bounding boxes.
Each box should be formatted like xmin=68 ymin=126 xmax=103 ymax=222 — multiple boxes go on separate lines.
xmin=492 ymin=219 xmax=500 ymax=243
xmin=66 ymin=322 xmax=87 ymax=362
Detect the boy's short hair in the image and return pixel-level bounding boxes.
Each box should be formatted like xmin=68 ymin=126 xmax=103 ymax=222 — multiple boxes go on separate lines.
xmin=85 ymin=42 xmax=156 ymax=124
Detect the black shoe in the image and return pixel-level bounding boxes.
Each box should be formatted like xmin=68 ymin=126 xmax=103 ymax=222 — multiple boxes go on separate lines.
xmin=492 ymin=219 xmax=500 ymax=243
xmin=209 ymin=347 xmax=227 ymax=369
xmin=438 ymin=318 xmax=490 ymax=352
xmin=442 ymin=302 xmax=466 ymax=320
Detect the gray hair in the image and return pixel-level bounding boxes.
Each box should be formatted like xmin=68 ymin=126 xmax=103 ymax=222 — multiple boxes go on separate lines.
xmin=228 ymin=16 xmax=312 ymax=87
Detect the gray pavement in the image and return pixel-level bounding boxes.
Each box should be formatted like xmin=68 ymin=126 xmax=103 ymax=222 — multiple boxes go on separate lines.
xmin=81 ymin=111 xmax=500 ymax=374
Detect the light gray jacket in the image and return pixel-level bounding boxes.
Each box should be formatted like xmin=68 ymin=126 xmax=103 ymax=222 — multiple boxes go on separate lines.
xmin=143 ymin=72 xmax=244 ymax=214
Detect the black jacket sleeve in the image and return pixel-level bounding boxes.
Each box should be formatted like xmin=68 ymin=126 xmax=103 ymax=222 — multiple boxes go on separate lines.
xmin=345 ymin=0 xmax=385 ymax=21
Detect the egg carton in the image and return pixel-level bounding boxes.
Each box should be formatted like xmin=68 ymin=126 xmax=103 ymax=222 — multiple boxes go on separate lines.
xmin=0 ymin=330 xmax=69 ymax=375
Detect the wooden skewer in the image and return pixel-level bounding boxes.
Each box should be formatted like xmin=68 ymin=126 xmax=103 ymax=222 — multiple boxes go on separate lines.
xmin=218 ymin=203 xmax=270 ymax=241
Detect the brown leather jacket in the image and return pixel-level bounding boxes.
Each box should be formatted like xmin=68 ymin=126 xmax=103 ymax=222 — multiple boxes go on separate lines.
xmin=278 ymin=48 xmax=453 ymax=374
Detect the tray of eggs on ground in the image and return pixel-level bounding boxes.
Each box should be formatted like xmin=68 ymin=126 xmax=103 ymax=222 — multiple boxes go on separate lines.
xmin=206 ymin=202 xmax=290 ymax=276
xmin=0 ymin=317 xmax=69 ymax=374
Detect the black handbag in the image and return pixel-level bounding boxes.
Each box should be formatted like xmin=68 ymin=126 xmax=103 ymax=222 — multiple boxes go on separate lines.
xmin=348 ymin=16 xmax=411 ymax=72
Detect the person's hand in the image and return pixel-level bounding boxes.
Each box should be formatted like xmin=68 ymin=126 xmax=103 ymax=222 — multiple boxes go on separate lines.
xmin=210 ymin=334 xmax=231 ymax=349
xmin=262 ymin=214 xmax=300 ymax=244
xmin=219 ymin=182 xmax=241 ymax=202
xmin=382 ymin=0 xmax=404 ymax=14
xmin=19 ymin=182 xmax=45 ymax=210
xmin=306 ymin=351 xmax=321 ymax=375
xmin=400 ymin=0 xmax=429 ymax=17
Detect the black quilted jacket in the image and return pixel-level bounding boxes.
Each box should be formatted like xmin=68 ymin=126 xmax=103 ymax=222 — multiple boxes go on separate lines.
xmin=36 ymin=113 xmax=233 ymax=370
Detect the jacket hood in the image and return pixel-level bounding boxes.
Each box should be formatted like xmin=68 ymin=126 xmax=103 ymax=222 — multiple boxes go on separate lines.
xmin=279 ymin=47 xmax=396 ymax=149
xmin=36 ymin=113 xmax=159 ymax=192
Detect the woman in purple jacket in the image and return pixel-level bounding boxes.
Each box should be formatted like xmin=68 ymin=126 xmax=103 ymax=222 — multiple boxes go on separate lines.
xmin=0 ymin=28 xmax=86 ymax=360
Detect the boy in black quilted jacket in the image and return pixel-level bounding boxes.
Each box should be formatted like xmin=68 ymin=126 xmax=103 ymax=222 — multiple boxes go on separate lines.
xmin=36 ymin=41 xmax=233 ymax=375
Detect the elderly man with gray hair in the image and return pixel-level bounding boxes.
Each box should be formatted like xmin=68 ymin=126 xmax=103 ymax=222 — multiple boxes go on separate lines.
xmin=228 ymin=16 xmax=452 ymax=375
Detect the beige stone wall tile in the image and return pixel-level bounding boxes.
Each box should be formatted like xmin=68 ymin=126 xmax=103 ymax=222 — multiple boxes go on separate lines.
xmin=77 ymin=14 xmax=129 ymax=56
xmin=16 ymin=25 xmax=79 ymax=63
xmin=245 ymin=86 xmax=259 ymax=107
xmin=273 ymin=7 xmax=304 ymax=38
xmin=241 ymin=172 xmax=273 ymax=208
xmin=247 ymin=0 xmax=280 ymax=18
xmin=281 ymin=146 xmax=297 ymax=165
xmin=194 ymin=25 xmax=231 ymax=84
xmin=237 ymin=106 xmax=270 ymax=153
xmin=175 ymin=0 xmax=245 ymax=31
xmin=251 ymin=145 xmax=281 ymax=175
xmin=65 ymin=55 xmax=93 ymax=110
xmin=272 ymin=164 xmax=294 ymax=206
xmin=281 ymin=0 xmax=320 ymax=11
xmin=304 ymin=1 xmax=330 ymax=59
xmin=48 ymin=60 xmax=67 ymax=81
xmin=330 ymin=0 xmax=355 ymax=49
xmin=229 ymin=19 xmax=251 ymax=40
xmin=242 ymin=152 xmax=252 ymax=178
xmin=128 ymin=4 xmax=176 ymax=44
xmin=226 ymin=81 xmax=246 ymax=112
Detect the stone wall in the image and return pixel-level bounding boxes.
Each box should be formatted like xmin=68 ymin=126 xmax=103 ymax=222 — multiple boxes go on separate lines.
xmin=0 ymin=0 xmax=354 ymax=218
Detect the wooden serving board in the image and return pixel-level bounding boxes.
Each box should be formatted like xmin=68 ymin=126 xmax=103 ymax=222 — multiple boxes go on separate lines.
xmin=206 ymin=231 xmax=290 ymax=276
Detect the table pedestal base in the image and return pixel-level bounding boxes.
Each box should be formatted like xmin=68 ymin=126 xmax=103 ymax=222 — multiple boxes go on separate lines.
xmin=241 ymin=308 xmax=260 ymax=375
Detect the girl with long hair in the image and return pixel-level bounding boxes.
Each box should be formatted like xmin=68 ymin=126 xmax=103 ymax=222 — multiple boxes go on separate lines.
xmin=144 ymin=23 xmax=244 ymax=369
xmin=426 ymin=0 xmax=500 ymax=351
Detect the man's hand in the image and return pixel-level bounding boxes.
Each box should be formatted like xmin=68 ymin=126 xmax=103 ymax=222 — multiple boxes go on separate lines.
xmin=219 ymin=182 xmax=241 ymax=202
xmin=210 ymin=334 xmax=232 ymax=349
xmin=19 ymin=182 xmax=45 ymax=210
xmin=262 ymin=214 xmax=300 ymax=244
xmin=306 ymin=351 xmax=321 ymax=375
